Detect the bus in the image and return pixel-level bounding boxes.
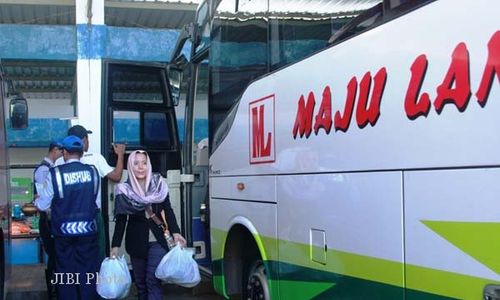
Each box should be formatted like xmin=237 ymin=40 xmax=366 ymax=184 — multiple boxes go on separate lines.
xmin=164 ymin=0 xmax=499 ymax=299
xmin=0 ymin=68 xmax=8 ymax=299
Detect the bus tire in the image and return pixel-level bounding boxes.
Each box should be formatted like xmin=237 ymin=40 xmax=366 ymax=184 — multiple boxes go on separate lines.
xmin=245 ymin=260 xmax=270 ymax=300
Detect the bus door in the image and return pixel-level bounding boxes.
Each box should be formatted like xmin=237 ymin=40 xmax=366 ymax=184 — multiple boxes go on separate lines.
xmin=0 ymin=70 xmax=8 ymax=298
xmin=169 ymin=0 xmax=212 ymax=272
xmin=102 ymin=62 xmax=182 ymax=254
xmin=180 ymin=53 xmax=211 ymax=270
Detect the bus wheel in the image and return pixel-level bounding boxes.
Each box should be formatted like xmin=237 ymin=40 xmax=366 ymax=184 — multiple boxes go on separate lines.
xmin=245 ymin=260 xmax=270 ymax=300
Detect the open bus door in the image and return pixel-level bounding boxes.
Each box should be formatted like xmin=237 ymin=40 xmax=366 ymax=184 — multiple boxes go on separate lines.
xmin=174 ymin=50 xmax=211 ymax=272
xmin=0 ymin=68 xmax=8 ymax=299
xmin=102 ymin=61 xmax=183 ymax=254
xmin=169 ymin=0 xmax=212 ymax=273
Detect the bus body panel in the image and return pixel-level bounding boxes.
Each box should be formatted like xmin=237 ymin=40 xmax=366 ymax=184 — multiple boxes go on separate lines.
xmin=404 ymin=168 xmax=500 ymax=299
xmin=210 ymin=0 xmax=500 ymax=176
xmin=276 ymin=171 xmax=404 ymax=299
xmin=211 ymin=175 xmax=276 ymax=203
xmin=208 ymin=0 xmax=500 ymax=298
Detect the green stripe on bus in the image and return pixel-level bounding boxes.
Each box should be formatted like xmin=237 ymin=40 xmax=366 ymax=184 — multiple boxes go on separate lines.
xmin=268 ymin=260 xmax=404 ymax=299
xmin=278 ymin=239 xmax=404 ymax=287
xmin=406 ymin=264 xmax=497 ymax=300
xmin=213 ymin=259 xmax=459 ymax=299
xmin=212 ymin=228 xmax=279 ymax=261
xmin=213 ymin=275 xmax=229 ymax=299
xmin=422 ymin=221 xmax=500 ymax=275
xmin=211 ymin=227 xmax=497 ymax=299
xmin=211 ymin=227 xmax=226 ymax=260
xmin=276 ymin=280 xmax=335 ymax=299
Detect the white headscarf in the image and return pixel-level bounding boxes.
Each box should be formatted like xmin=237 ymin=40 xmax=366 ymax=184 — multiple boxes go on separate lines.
xmin=115 ymin=150 xmax=168 ymax=206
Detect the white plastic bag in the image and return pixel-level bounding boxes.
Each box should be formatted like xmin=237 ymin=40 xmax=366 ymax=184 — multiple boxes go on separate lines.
xmin=155 ymin=244 xmax=201 ymax=288
xmin=96 ymin=256 xmax=132 ymax=299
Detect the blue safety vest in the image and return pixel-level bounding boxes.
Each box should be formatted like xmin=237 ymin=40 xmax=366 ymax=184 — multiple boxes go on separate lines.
xmin=49 ymin=161 xmax=99 ymax=237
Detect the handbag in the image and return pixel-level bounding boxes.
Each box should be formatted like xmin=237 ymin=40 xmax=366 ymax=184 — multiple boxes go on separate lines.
xmin=145 ymin=205 xmax=176 ymax=249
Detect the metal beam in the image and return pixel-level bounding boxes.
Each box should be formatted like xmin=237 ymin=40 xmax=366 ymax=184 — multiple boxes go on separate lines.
xmin=105 ymin=1 xmax=198 ymax=11
xmin=5 ymin=76 xmax=74 ymax=81
xmin=15 ymin=88 xmax=72 ymax=93
xmin=0 ymin=0 xmax=74 ymax=6
xmin=1 ymin=60 xmax=76 ymax=68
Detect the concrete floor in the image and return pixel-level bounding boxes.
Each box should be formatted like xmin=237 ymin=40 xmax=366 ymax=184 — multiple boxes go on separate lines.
xmin=6 ymin=264 xmax=223 ymax=300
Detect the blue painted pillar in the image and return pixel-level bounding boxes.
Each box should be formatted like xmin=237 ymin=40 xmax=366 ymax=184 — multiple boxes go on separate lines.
xmin=75 ymin=0 xmax=105 ymax=153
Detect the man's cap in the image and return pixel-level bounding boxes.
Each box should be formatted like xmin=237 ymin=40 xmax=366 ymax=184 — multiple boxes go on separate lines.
xmin=48 ymin=139 xmax=63 ymax=151
xmin=62 ymin=135 xmax=84 ymax=152
xmin=67 ymin=125 xmax=92 ymax=139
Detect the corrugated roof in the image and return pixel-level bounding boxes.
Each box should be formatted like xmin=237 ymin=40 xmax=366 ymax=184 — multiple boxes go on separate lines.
xmin=0 ymin=0 xmax=198 ymax=28
xmin=0 ymin=3 xmax=75 ymax=25
xmin=2 ymin=60 xmax=76 ymax=100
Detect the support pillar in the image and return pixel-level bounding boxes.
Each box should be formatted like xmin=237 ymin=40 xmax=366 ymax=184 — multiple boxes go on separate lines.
xmin=75 ymin=0 xmax=105 ymax=153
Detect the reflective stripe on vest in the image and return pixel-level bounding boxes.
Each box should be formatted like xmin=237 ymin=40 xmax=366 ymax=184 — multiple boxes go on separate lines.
xmin=60 ymin=220 xmax=97 ymax=235
xmin=53 ymin=167 xmax=64 ymax=199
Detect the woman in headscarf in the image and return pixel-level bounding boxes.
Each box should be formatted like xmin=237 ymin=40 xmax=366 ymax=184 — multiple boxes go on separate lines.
xmin=110 ymin=150 xmax=186 ymax=300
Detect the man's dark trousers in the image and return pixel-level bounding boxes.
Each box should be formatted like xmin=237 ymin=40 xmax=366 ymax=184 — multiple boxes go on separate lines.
xmin=54 ymin=235 xmax=98 ymax=300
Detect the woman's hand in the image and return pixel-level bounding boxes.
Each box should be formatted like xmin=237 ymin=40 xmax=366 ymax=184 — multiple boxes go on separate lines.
xmin=173 ymin=233 xmax=186 ymax=247
xmin=110 ymin=247 xmax=120 ymax=258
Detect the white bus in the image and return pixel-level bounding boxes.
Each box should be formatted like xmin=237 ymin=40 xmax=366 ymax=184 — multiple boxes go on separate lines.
xmin=109 ymin=0 xmax=500 ymax=299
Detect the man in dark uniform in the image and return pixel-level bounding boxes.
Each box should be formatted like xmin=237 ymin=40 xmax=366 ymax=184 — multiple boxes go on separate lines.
xmin=33 ymin=139 xmax=62 ymax=298
xmin=35 ymin=135 xmax=100 ymax=300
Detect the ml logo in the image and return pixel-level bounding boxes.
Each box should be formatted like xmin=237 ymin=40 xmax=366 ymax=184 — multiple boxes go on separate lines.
xmin=249 ymin=95 xmax=275 ymax=164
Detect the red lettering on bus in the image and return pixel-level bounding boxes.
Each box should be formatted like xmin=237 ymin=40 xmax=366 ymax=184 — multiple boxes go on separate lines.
xmin=434 ymin=42 xmax=471 ymax=114
xmin=251 ymin=105 xmax=271 ymax=158
xmin=313 ymin=86 xmax=333 ymax=135
xmin=291 ymin=31 xmax=500 ymax=140
xmin=356 ymin=68 xmax=387 ymax=128
xmin=334 ymin=77 xmax=357 ymax=132
xmin=476 ymin=31 xmax=500 ymax=107
xmin=405 ymin=54 xmax=431 ymax=119
xmin=292 ymin=92 xmax=316 ymax=138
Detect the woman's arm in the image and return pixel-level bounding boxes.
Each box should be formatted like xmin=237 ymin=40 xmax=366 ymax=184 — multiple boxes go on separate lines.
xmin=162 ymin=194 xmax=180 ymax=234
xmin=110 ymin=214 xmax=127 ymax=257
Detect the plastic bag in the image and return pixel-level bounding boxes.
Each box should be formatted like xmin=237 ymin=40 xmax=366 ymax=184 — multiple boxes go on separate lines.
xmin=96 ymin=256 xmax=132 ymax=299
xmin=155 ymin=244 xmax=201 ymax=288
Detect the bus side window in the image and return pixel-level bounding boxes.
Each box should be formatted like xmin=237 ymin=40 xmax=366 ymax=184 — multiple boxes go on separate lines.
xmin=328 ymin=2 xmax=384 ymax=46
xmin=384 ymin=0 xmax=435 ymax=19
xmin=268 ymin=0 xmax=350 ymax=71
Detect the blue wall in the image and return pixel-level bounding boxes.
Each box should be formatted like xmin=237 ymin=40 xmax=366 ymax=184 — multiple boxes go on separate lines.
xmin=7 ymin=118 xmax=208 ymax=147
xmin=0 ymin=25 xmax=76 ymax=60
xmin=6 ymin=119 xmax=69 ymax=147
xmin=0 ymin=24 xmax=189 ymax=62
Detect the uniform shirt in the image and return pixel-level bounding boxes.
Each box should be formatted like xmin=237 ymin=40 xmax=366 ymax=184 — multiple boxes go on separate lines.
xmin=55 ymin=152 xmax=113 ymax=209
xmin=35 ymin=159 xmax=80 ymax=211
xmin=33 ymin=157 xmax=54 ymax=185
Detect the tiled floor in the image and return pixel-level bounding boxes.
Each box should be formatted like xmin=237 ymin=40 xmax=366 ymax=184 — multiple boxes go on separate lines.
xmin=6 ymin=264 xmax=223 ymax=300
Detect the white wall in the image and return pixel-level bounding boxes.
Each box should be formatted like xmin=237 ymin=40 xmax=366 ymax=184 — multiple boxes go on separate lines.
xmin=9 ymin=148 xmax=47 ymax=166
xmin=27 ymin=98 xmax=74 ymax=118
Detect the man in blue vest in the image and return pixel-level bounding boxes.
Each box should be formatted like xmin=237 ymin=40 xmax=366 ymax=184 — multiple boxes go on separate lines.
xmin=33 ymin=139 xmax=63 ymax=298
xmin=35 ymin=135 xmax=100 ymax=300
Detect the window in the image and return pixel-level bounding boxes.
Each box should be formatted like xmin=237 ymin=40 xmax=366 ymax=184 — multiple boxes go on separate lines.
xmin=269 ymin=15 xmax=348 ymax=71
xmin=109 ymin=65 xmax=168 ymax=105
xmin=112 ymin=111 xmax=173 ymax=149
xmin=209 ymin=0 xmax=268 ymax=143
xmin=113 ymin=111 xmax=140 ymax=145
xmin=144 ymin=112 xmax=171 ymax=148
xmin=327 ymin=2 xmax=383 ymax=45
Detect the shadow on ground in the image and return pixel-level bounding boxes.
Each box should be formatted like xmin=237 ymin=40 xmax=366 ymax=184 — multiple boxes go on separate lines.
xmin=6 ymin=264 xmax=224 ymax=300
